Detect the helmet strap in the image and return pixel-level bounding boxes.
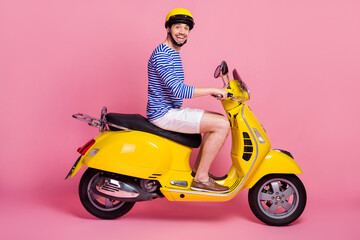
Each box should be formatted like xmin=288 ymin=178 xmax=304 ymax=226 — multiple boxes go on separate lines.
xmin=168 ymin=31 xmax=187 ymax=47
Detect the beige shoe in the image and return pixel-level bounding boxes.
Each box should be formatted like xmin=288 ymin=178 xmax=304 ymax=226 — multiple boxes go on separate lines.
xmin=191 ymin=178 xmax=229 ymax=193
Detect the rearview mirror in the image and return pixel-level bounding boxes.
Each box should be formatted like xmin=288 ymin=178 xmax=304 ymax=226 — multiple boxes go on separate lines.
xmin=220 ymin=61 xmax=228 ymax=75
xmin=214 ymin=61 xmax=229 ymax=78
xmin=214 ymin=65 xmax=221 ymax=78
xmin=214 ymin=60 xmax=230 ymax=87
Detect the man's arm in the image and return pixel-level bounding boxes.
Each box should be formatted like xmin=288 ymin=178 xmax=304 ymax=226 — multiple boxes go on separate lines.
xmin=154 ymin=52 xmax=194 ymax=99
xmin=193 ymin=87 xmax=229 ymax=100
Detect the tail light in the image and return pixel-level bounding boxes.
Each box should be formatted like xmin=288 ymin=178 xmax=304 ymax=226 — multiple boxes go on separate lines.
xmin=77 ymin=139 xmax=95 ymax=155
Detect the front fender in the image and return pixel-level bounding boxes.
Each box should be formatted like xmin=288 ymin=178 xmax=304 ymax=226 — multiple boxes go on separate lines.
xmin=244 ymin=150 xmax=303 ymax=189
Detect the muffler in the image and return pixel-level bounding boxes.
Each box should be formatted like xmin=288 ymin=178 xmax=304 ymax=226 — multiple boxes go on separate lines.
xmin=90 ymin=174 xmax=159 ymax=202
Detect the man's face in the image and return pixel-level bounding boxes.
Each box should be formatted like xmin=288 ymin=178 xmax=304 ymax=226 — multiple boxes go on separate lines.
xmin=168 ymin=23 xmax=190 ymax=44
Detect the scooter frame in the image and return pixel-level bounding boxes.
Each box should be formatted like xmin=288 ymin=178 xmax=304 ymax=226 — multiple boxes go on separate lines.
xmin=67 ymin=62 xmax=306 ymax=225
xmin=68 ymin=91 xmax=302 ymax=203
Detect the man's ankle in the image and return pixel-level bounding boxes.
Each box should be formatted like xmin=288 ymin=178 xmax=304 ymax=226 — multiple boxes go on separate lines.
xmin=195 ymin=175 xmax=209 ymax=183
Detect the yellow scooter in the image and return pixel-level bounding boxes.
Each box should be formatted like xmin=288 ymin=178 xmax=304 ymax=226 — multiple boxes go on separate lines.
xmin=66 ymin=61 xmax=306 ymax=226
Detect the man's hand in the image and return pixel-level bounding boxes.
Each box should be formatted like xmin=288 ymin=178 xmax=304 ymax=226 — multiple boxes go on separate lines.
xmin=211 ymin=88 xmax=229 ymax=100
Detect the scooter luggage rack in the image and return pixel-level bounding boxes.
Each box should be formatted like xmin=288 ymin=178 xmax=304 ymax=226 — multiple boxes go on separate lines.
xmin=72 ymin=113 xmax=131 ymax=132
xmin=72 ymin=113 xmax=102 ymax=127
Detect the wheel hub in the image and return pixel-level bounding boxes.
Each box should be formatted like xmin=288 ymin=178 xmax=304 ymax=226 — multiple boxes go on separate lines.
xmin=258 ymin=179 xmax=300 ymax=216
xmin=249 ymin=175 xmax=306 ymax=226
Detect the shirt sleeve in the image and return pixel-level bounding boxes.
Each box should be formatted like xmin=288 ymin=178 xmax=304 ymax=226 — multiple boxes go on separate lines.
xmin=153 ymin=52 xmax=194 ymax=99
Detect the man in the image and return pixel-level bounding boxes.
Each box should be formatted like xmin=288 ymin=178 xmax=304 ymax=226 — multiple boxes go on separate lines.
xmin=147 ymin=8 xmax=230 ymax=193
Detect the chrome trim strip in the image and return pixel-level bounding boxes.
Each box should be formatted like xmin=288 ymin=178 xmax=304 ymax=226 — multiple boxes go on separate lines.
xmin=105 ymin=122 xmax=131 ymax=131
xmin=168 ymin=104 xmax=259 ymax=197
xmin=232 ymin=88 xmax=245 ymax=102
xmin=170 ymin=181 xmax=188 ymax=187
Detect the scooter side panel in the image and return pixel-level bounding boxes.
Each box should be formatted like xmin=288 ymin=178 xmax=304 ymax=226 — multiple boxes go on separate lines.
xmin=244 ymin=150 xmax=303 ymax=189
xmin=230 ymin=104 xmax=271 ymax=179
xmin=80 ymin=130 xmax=193 ymax=179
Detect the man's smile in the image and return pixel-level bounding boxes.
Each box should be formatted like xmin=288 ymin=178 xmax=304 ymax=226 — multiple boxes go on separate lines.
xmin=175 ymin=34 xmax=186 ymax=42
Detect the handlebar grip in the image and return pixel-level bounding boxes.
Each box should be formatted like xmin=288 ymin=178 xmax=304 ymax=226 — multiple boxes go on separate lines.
xmin=214 ymin=92 xmax=233 ymax=100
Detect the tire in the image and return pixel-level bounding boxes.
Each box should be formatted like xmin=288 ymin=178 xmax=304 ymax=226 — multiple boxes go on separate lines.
xmin=79 ymin=168 xmax=135 ymax=219
xmin=248 ymin=174 xmax=307 ymax=226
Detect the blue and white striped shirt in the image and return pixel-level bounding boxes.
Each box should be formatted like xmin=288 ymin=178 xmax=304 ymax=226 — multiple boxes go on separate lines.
xmin=146 ymin=44 xmax=194 ymax=121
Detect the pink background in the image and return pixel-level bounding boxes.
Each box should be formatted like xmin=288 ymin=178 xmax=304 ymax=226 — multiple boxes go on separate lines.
xmin=1 ymin=0 xmax=359 ymax=239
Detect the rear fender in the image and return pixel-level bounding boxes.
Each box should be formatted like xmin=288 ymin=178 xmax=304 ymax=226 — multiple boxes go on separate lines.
xmin=244 ymin=150 xmax=303 ymax=189
xmin=79 ymin=130 xmax=193 ymax=179
xmin=65 ymin=155 xmax=85 ymax=179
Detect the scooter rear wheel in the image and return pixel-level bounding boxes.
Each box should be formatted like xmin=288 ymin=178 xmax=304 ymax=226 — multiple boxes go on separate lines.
xmin=248 ymin=174 xmax=306 ymax=226
xmin=79 ymin=168 xmax=135 ymax=219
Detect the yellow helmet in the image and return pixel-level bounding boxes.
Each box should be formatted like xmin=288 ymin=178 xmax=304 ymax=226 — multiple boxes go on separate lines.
xmin=165 ymin=8 xmax=195 ymax=30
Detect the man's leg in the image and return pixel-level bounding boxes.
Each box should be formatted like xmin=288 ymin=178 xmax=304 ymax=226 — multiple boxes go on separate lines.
xmin=193 ymin=132 xmax=209 ymax=172
xmin=194 ymin=111 xmax=230 ymax=183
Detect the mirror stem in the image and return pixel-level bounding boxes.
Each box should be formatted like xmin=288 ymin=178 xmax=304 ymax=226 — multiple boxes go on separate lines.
xmin=221 ymin=76 xmax=226 ymax=87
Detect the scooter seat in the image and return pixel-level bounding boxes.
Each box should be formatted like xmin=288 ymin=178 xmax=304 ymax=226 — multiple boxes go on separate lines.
xmin=105 ymin=113 xmax=202 ymax=148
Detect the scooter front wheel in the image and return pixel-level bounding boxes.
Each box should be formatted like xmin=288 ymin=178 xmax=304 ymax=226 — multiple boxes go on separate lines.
xmin=248 ymin=174 xmax=306 ymax=226
xmin=79 ymin=168 xmax=135 ymax=219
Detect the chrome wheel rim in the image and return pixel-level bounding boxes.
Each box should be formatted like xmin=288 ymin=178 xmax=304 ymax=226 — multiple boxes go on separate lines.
xmin=257 ymin=178 xmax=299 ymax=219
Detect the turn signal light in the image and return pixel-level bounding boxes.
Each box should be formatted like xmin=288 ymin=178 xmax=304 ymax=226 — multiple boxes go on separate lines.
xmin=77 ymin=139 xmax=95 ymax=155
xmin=253 ymin=128 xmax=265 ymax=144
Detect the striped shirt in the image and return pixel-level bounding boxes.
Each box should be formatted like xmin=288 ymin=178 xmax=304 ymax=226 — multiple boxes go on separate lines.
xmin=146 ymin=44 xmax=194 ymax=121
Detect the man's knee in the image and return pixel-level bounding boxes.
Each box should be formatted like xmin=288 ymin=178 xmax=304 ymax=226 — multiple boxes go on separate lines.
xmin=217 ymin=115 xmax=230 ymax=132
xmin=200 ymin=113 xmax=230 ymax=133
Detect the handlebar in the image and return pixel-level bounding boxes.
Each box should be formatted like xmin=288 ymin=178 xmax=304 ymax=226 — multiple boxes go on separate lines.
xmin=214 ymin=92 xmax=233 ymax=100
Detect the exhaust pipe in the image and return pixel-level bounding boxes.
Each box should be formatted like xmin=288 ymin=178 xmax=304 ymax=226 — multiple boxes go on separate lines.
xmin=90 ymin=175 xmax=159 ymax=202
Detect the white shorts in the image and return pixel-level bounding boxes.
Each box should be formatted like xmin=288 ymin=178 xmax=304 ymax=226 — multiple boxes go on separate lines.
xmin=151 ymin=108 xmax=204 ymax=134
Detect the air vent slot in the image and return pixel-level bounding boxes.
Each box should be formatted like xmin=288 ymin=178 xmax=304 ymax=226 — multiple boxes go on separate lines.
xmin=242 ymin=132 xmax=253 ymax=161
xmin=229 ymin=179 xmax=241 ymax=192
xmin=148 ymin=173 xmax=162 ymax=179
